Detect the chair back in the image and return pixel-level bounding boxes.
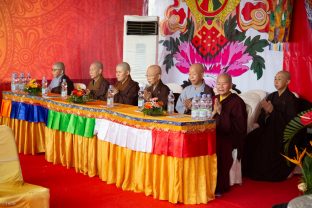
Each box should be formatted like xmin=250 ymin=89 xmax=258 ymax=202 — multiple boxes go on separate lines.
xmin=74 ymin=83 xmax=87 ymax=90
xmin=0 ymin=125 xmax=23 ymax=185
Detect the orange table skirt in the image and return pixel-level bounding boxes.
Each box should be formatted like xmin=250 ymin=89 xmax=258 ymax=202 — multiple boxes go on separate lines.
xmin=44 ymin=127 xmax=98 ymax=177
xmin=0 ymin=117 xmax=45 ymax=155
xmin=97 ymin=140 xmax=217 ymax=204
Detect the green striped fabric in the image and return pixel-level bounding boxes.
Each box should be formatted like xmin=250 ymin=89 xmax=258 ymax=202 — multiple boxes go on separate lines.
xmin=47 ymin=110 xmax=95 ymax=138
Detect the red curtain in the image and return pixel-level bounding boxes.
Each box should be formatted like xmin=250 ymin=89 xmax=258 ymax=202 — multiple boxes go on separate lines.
xmin=283 ymin=0 xmax=312 ymax=102
xmin=0 ymin=0 xmax=143 ymax=82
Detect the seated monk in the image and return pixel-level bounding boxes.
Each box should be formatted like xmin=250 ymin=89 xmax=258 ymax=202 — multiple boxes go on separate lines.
xmin=111 ymin=62 xmax=139 ymax=105
xmin=144 ymin=65 xmax=170 ymax=109
xmin=87 ymin=61 xmax=109 ymax=100
xmin=212 ymin=73 xmax=247 ymax=194
xmin=175 ymin=63 xmax=214 ymax=114
xmin=48 ymin=61 xmax=74 ymax=95
xmin=243 ymin=71 xmax=299 ymax=181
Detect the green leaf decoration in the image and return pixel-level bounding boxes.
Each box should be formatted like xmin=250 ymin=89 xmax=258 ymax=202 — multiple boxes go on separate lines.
xmin=245 ymin=35 xmax=269 ymax=56
xmin=250 ymin=55 xmax=265 ymax=80
xmin=283 ymin=108 xmax=312 ymax=154
xmin=163 ymin=53 xmax=175 ymax=73
xmin=302 ymin=156 xmax=312 ymax=195
xmin=179 ymin=18 xmax=194 ymax=43
xmin=224 ymin=15 xmax=246 ymax=42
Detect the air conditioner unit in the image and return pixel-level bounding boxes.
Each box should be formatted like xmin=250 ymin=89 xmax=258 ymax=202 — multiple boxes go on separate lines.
xmin=123 ymin=15 xmax=159 ymax=85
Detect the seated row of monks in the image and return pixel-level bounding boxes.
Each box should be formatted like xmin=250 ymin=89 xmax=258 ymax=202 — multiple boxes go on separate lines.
xmin=47 ymin=61 xmax=299 ymax=195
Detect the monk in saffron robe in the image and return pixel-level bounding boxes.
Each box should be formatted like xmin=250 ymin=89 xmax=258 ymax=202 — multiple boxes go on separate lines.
xmin=243 ymin=71 xmax=299 ymax=181
xmin=212 ymin=73 xmax=247 ymax=194
xmin=144 ymin=65 xmax=170 ymax=109
xmin=111 ymin=62 xmax=139 ymax=106
xmin=87 ymin=61 xmax=109 ymax=100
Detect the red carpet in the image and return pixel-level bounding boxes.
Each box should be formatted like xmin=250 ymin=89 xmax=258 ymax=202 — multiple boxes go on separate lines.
xmin=19 ymin=154 xmax=301 ymax=208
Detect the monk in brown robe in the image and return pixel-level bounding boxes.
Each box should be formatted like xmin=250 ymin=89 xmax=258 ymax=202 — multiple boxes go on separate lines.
xmin=111 ymin=62 xmax=139 ymax=105
xmin=87 ymin=61 xmax=109 ymax=100
xmin=144 ymin=65 xmax=170 ymax=109
xmin=243 ymin=71 xmax=299 ymax=181
xmin=212 ymin=73 xmax=247 ymax=194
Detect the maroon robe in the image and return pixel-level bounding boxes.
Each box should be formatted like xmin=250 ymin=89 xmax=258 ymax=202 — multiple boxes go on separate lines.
xmin=214 ymin=93 xmax=247 ymax=193
xmin=243 ymin=88 xmax=299 ymax=181
xmin=145 ymin=80 xmax=170 ymax=109
xmin=87 ymin=75 xmax=109 ymax=100
xmin=114 ymin=76 xmax=139 ymax=106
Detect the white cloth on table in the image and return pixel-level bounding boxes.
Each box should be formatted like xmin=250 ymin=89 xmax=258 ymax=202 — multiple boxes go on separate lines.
xmin=94 ymin=118 xmax=152 ymax=153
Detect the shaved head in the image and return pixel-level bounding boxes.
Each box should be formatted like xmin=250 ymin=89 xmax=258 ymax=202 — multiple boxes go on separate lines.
xmin=147 ymin=65 xmax=162 ymax=75
xmin=190 ymin=63 xmax=205 ymax=74
xmin=217 ymin=73 xmax=232 ymax=84
xmin=277 ymin=71 xmax=290 ymax=80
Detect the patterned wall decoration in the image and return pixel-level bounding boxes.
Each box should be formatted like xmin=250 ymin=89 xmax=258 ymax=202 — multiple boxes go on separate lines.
xmin=149 ymin=0 xmax=288 ymax=93
xmin=0 ymin=0 xmax=143 ymax=82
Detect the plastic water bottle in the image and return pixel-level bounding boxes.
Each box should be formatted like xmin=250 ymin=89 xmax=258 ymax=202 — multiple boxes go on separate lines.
xmin=167 ymin=90 xmax=175 ymax=115
xmin=199 ymin=94 xmax=208 ymax=120
xmin=138 ymin=86 xmax=145 ymax=110
xmin=11 ymin=73 xmax=18 ymax=92
xmin=191 ymin=94 xmax=200 ymax=120
xmin=107 ymin=85 xmax=114 ymax=108
xmin=41 ymin=76 xmax=48 ymax=97
xmin=19 ymin=73 xmax=26 ymax=91
xmin=61 ymin=79 xmax=67 ymax=99
xmin=207 ymin=94 xmax=213 ymax=119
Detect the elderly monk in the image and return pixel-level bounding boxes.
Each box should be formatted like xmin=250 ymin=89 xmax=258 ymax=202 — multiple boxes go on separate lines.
xmin=144 ymin=65 xmax=170 ymax=108
xmin=175 ymin=63 xmax=214 ymax=114
xmin=86 ymin=61 xmax=109 ymax=100
xmin=111 ymin=62 xmax=139 ymax=105
xmin=48 ymin=61 xmax=74 ymax=95
xmin=213 ymin=73 xmax=247 ymax=194
xmin=243 ymin=71 xmax=299 ymax=181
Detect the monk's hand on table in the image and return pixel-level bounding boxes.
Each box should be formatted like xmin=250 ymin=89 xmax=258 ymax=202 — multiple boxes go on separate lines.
xmin=184 ymin=99 xmax=192 ymax=110
xmin=143 ymin=90 xmax=151 ymax=101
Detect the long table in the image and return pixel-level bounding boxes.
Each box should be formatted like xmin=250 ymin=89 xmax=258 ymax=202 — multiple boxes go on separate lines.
xmin=1 ymin=91 xmax=217 ymax=204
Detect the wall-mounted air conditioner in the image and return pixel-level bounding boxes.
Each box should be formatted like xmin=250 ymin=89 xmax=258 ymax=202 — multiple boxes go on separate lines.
xmin=123 ymin=15 xmax=159 ymax=85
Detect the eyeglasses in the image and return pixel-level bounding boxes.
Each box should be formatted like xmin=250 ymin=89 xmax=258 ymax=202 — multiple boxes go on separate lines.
xmin=146 ymin=73 xmax=160 ymax=78
xmin=52 ymin=68 xmax=61 ymax=71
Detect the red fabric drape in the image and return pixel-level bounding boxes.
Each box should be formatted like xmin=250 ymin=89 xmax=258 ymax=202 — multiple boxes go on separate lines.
xmin=0 ymin=0 xmax=143 ymax=82
xmin=283 ymin=0 xmax=312 ymax=102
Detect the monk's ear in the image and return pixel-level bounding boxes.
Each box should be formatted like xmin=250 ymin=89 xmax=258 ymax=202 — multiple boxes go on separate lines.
xmin=286 ymin=80 xmax=290 ymax=85
xmin=126 ymin=70 xmax=130 ymax=76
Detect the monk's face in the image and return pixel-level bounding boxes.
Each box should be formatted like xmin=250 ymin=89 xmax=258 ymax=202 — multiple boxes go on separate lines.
xmin=146 ymin=67 xmax=160 ymax=85
xmin=89 ymin=64 xmax=102 ymax=80
xmin=274 ymin=72 xmax=289 ymax=91
xmin=116 ymin=66 xmax=129 ymax=82
xmin=188 ymin=65 xmax=203 ymax=86
xmin=52 ymin=66 xmax=62 ymax=78
xmin=216 ymin=75 xmax=232 ymax=96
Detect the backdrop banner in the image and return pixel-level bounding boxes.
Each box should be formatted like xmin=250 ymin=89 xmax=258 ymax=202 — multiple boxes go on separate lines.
xmin=148 ymin=0 xmax=290 ymax=94
xmin=0 ymin=0 xmax=143 ymax=82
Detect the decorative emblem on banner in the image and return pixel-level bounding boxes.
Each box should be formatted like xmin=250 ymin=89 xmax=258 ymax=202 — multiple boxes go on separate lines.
xmin=237 ymin=0 xmax=270 ymax=32
xmin=268 ymin=0 xmax=294 ymax=43
xmin=191 ymin=25 xmax=228 ymax=56
xmin=160 ymin=0 xmax=187 ymax=36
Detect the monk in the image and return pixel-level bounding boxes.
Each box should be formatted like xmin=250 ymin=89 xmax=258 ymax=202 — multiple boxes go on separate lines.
xmin=144 ymin=65 xmax=170 ymax=109
xmin=243 ymin=71 xmax=299 ymax=181
xmin=212 ymin=73 xmax=247 ymax=194
xmin=175 ymin=63 xmax=214 ymax=114
xmin=111 ymin=62 xmax=139 ymax=105
xmin=48 ymin=61 xmax=74 ymax=95
xmin=87 ymin=61 xmax=109 ymax=100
